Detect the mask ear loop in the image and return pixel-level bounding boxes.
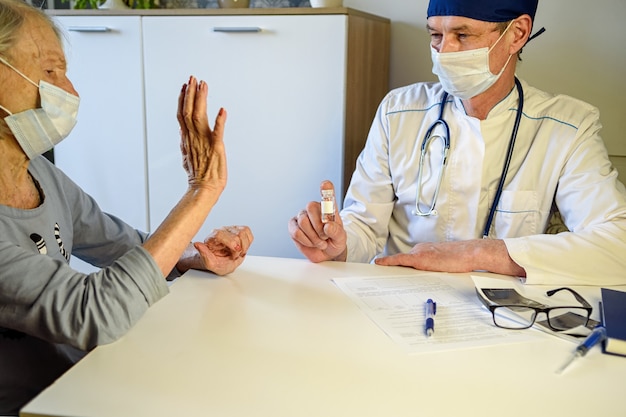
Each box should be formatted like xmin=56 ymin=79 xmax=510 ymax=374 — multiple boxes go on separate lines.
xmin=0 ymin=57 xmax=39 ymax=117
xmin=487 ymin=20 xmax=516 ymax=53
xmin=0 ymin=104 xmax=12 ymax=116
xmin=0 ymin=56 xmax=40 ymax=89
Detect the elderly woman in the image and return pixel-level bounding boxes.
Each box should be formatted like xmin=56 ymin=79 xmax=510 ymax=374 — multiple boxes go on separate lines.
xmin=0 ymin=0 xmax=253 ymax=413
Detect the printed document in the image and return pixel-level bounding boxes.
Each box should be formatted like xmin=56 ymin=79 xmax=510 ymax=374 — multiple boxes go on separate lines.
xmin=333 ymin=274 xmax=541 ymax=354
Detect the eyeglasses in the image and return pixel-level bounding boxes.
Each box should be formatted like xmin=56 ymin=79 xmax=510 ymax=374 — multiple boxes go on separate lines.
xmin=475 ymin=287 xmax=592 ymax=331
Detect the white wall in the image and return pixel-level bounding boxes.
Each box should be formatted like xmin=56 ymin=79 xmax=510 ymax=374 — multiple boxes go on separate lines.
xmin=344 ymin=0 xmax=626 ymax=183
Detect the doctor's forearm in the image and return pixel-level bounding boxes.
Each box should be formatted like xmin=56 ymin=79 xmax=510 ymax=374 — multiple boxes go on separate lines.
xmin=474 ymin=239 xmax=526 ymax=277
xmin=374 ymin=238 xmax=526 ymax=277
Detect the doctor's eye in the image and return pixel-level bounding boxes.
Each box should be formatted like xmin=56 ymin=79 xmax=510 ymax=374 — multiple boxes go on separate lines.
xmin=429 ymin=33 xmax=442 ymax=41
xmin=429 ymin=34 xmax=442 ymax=48
xmin=456 ymin=33 xmax=468 ymax=40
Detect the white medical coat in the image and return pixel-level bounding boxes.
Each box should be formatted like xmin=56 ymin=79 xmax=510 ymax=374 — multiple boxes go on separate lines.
xmin=342 ymin=79 xmax=626 ymax=285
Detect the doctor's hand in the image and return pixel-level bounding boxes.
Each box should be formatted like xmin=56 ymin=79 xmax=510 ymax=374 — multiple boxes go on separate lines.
xmin=374 ymin=239 xmax=526 ymax=277
xmin=288 ymin=181 xmax=347 ymax=263
xmin=178 ymin=225 xmax=254 ymax=276
xmin=177 ymin=76 xmax=227 ymax=202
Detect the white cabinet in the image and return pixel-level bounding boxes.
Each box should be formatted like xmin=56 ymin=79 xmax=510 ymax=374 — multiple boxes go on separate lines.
xmin=50 ymin=10 xmax=389 ymax=259
xmin=143 ymin=15 xmax=347 ymax=259
xmin=53 ymin=16 xmax=149 ymax=231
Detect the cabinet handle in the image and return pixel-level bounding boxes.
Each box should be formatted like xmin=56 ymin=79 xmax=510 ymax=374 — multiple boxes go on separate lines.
xmin=213 ymin=27 xmax=262 ymax=33
xmin=67 ymin=26 xmax=111 ymax=32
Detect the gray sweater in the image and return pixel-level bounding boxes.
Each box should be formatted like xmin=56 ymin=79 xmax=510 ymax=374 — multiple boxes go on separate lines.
xmin=0 ymin=156 xmax=169 ymax=414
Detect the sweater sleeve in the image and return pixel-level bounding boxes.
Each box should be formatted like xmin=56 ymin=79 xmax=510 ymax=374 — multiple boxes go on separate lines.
xmin=0 ymin=157 xmax=169 ymax=350
xmin=0 ymin=241 xmax=168 ymax=350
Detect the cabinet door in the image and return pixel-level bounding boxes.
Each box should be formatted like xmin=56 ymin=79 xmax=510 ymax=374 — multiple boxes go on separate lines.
xmin=53 ymin=16 xmax=148 ymax=231
xmin=143 ymin=16 xmax=346 ymax=258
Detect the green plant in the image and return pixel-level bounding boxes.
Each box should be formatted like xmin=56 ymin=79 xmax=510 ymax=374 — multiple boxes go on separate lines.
xmin=132 ymin=0 xmax=157 ymax=8
xmin=61 ymin=0 xmax=104 ymax=9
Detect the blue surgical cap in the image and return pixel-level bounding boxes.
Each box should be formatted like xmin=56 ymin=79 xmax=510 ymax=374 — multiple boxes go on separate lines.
xmin=427 ymin=0 xmax=539 ymax=22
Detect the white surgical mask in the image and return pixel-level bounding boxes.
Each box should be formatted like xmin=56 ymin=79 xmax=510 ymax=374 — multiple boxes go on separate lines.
xmin=0 ymin=56 xmax=79 ymax=159
xmin=431 ymin=21 xmax=514 ymax=100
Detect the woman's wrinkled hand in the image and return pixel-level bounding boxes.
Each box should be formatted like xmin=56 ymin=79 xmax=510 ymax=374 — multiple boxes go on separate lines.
xmin=177 ymin=76 xmax=227 ymax=196
xmin=193 ymin=225 xmax=254 ymax=275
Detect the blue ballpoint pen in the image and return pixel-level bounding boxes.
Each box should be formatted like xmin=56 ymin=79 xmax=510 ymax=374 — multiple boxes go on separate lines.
xmin=425 ymin=299 xmax=436 ymax=337
xmin=555 ymin=326 xmax=607 ymax=374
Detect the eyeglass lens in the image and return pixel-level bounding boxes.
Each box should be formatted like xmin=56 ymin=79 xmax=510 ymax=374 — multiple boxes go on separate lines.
xmin=492 ymin=306 xmax=590 ymax=330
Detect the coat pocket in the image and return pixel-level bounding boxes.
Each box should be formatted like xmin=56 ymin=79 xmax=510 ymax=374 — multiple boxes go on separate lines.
xmin=489 ymin=190 xmax=540 ymax=237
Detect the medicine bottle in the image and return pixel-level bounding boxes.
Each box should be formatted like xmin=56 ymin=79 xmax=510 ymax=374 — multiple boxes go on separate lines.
xmin=321 ymin=189 xmax=335 ymax=223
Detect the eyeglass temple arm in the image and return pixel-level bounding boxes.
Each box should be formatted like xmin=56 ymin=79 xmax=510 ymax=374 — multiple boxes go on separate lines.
xmin=546 ymin=287 xmax=592 ymax=309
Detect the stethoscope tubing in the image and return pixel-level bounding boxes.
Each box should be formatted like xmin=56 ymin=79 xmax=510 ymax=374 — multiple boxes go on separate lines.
xmin=413 ymin=93 xmax=451 ymax=216
xmin=413 ymin=77 xmax=525 ymax=239
xmin=482 ymin=77 xmax=524 ymax=238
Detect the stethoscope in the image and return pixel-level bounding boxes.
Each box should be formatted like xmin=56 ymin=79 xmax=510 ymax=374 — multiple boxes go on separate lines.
xmin=413 ymin=77 xmax=525 ymax=239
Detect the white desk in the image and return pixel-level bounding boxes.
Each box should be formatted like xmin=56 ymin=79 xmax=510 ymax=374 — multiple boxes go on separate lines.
xmin=21 ymin=256 xmax=626 ymax=417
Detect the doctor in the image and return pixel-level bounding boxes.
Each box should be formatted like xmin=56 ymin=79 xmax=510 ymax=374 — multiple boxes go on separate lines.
xmin=288 ymin=0 xmax=626 ymax=285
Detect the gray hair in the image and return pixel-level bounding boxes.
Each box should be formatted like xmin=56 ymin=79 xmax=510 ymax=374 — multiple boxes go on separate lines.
xmin=0 ymin=0 xmax=62 ymax=58
xmin=0 ymin=0 xmax=62 ymax=136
